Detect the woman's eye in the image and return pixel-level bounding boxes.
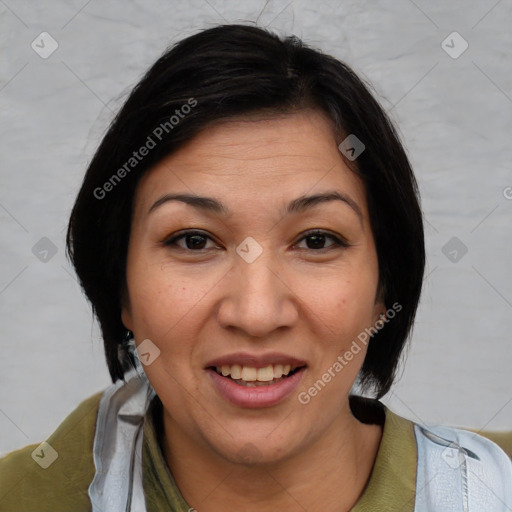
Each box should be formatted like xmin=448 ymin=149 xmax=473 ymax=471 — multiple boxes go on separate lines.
xmin=295 ymin=230 xmax=349 ymax=251
xmin=164 ymin=231 xmax=217 ymax=251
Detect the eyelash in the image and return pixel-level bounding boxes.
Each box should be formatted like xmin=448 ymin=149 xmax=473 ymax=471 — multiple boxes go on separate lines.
xmin=162 ymin=229 xmax=350 ymax=252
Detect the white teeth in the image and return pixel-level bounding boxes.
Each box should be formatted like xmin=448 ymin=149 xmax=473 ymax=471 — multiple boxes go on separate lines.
xmin=273 ymin=364 xmax=283 ymax=379
xmin=256 ymin=365 xmax=274 ymax=382
xmin=214 ymin=363 xmax=299 ymax=382
xmin=230 ymin=364 xmax=242 ymax=380
xmin=241 ymin=366 xmax=257 ymax=381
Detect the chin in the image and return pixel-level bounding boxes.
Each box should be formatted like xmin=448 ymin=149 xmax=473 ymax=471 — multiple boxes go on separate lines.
xmin=203 ymin=424 xmax=304 ymax=468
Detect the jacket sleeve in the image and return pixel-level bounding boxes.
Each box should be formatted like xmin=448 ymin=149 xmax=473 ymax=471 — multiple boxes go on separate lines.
xmin=0 ymin=391 xmax=103 ymax=512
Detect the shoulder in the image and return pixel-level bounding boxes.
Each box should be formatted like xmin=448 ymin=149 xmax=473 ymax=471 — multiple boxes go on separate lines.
xmin=0 ymin=390 xmax=103 ymax=512
xmin=371 ymin=404 xmax=512 ymax=510
xmin=414 ymin=422 xmax=512 ymax=510
xmin=476 ymin=429 xmax=512 ymax=459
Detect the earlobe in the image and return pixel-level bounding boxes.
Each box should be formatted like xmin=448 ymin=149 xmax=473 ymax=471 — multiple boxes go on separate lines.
xmin=120 ymin=285 xmax=133 ymax=331
xmin=121 ymin=305 xmax=133 ymax=331
xmin=373 ymin=280 xmax=387 ymax=324
xmin=372 ymin=301 xmax=387 ymax=325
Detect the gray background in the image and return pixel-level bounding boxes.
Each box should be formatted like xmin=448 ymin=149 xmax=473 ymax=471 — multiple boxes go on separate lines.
xmin=1 ymin=0 xmax=511 ymax=456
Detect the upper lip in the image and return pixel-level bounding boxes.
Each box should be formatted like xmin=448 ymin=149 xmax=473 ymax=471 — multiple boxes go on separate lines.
xmin=205 ymin=352 xmax=307 ymax=369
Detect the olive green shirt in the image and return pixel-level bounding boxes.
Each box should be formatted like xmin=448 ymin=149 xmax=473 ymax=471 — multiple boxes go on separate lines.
xmin=1 ymin=391 xmax=510 ymax=511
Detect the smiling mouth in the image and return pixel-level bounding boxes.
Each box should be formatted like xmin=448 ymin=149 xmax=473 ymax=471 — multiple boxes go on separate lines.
xmin=209 ymin=363 xmax=305 ymax=387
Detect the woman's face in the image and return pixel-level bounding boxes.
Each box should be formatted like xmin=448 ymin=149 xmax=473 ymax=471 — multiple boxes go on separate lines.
xmin=122 ymin=109 xmax=384 ymax=465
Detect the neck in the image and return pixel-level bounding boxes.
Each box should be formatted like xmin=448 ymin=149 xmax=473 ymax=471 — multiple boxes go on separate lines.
xmin=160 ymin=399 xmax=383 ymax=512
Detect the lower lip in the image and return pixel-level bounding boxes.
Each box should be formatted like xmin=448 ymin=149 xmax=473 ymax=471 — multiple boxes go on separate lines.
xmin=207 ymin=367 xmax=306 ymax=408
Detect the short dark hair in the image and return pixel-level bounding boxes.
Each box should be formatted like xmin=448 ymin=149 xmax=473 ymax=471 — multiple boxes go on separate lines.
xmin=66 ymin=23 xmax=425 ymax=398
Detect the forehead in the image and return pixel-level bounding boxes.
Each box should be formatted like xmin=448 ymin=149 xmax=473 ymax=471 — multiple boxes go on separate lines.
xmin=133 ymin=110 xmax=368 ymax=219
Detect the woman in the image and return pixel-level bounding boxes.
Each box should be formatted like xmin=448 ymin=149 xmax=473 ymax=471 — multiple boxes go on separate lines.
xmin=1 ymin=23 xmax=510 ymax=512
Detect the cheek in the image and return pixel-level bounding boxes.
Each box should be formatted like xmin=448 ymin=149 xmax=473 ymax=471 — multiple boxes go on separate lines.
xmin=297 ymin=279 xmax=376 ymax=403
xmin=126 ymin=258 xmax=213 ymax=339
xmin=301 ymin=269 xmax=378 ymax=341
xmin=126 ymin=268 xmax=206 ymax=389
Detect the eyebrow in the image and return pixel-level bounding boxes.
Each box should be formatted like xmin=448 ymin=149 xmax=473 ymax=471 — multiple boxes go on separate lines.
xmin=148 ymin=191 xmax=363 ymax=223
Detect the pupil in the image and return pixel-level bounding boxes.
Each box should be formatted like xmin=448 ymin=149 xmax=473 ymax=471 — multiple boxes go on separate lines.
xmin=307 ymin=235 xmax=325 ymax=249
xmin=187 ymin=235 xmax=206 ymax=249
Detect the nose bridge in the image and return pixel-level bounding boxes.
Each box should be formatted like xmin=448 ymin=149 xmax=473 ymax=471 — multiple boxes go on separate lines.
xmin=238 ymin=246 xmax=279 ymax=297
xmin=217 ymin=239 xmax=297 ymax=336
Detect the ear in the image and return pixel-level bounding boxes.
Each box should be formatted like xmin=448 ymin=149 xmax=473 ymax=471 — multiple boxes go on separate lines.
xmin=372 ymin=282 xmax=386 ymax=324
xmin=121 ymin=306 xmax=133 ymax=332
xmin=120 ymin=287 xmax=133 ymax=331
xmin=371 ymin=299 xmax=387 ymax=326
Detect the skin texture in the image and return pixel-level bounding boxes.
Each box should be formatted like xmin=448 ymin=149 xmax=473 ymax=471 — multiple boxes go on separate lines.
xmin=122 ymin=109 xmax=385 ymax=511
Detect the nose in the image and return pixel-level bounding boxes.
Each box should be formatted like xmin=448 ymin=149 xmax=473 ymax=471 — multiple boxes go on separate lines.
xmin=216 ymin=248 xmax=299 ymax=338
